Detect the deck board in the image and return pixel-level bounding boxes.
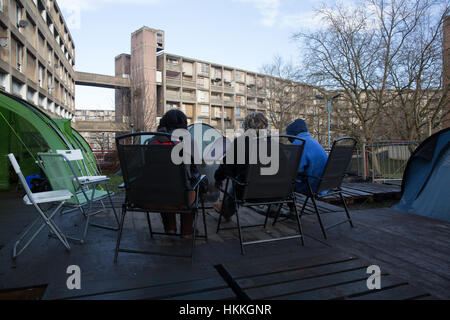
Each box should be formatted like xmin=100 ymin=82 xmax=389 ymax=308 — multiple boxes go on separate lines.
xmin=0 ymin=183 xmax=448 ymax=300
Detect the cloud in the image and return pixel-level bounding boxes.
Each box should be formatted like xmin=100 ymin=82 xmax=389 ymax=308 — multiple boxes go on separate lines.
xmin=233 ymin=0 xmax=281 ymax=27
xmin=280 ymin=11 xmax=323 ymax=30
xmin=58 ymin=0 xmax=160 ymax=29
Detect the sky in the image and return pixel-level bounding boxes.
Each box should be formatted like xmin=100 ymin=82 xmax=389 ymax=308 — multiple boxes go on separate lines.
xmin=57 ymin=0 xmax=330 ymax=110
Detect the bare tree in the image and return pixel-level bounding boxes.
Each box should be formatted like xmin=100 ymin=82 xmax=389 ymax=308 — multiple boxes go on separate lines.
xmin=294 ymin=0 xmax=449 ymax=143
xmin=261 ymin=56 xmax=323 ymax=133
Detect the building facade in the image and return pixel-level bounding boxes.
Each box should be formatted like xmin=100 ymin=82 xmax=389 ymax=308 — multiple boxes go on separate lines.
xmin=74 ymin=109 xmax=116 ymax=150
xmin=0 ymin=0 xmax=76 ymax=119
xmin=115 ymin=27 xmax=325 ymax=135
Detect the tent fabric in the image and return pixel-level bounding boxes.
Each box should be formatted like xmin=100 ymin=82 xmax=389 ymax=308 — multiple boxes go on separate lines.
xmin=395 ymin=128 xmax=450 ymax=222
xmin=0 ymin=91 xmax=98 ymax=190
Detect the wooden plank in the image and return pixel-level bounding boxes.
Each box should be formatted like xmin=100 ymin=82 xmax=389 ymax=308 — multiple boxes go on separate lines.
xmin=245 ymin=268 xmax=378 ymax=299
xmin=168 ymin=288 xmax=236 ymax=300
xmin=72 ymin=277 xmax=231 ymax=300
xmin=224 ymin=250 xmax=356 ymax=279
xmin=236 ymin=258 xmax=368 ymax=289
xmin=348 ymin=284 xmax=433 ymax=300
xmin=273 ymin=275 xmax=406 ymax=300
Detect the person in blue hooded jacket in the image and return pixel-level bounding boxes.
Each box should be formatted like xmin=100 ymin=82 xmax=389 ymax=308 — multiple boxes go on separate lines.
xmin=286 ymin=118 xmax=328 ymax=194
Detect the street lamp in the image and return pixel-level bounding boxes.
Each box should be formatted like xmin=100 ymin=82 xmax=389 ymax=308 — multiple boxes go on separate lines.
xmin=315 ymin=93 xmax=342 ymax=149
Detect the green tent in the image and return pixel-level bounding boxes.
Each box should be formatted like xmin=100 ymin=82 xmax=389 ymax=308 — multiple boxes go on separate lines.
xmin=0 ymin=91 xmax=98 ymax=190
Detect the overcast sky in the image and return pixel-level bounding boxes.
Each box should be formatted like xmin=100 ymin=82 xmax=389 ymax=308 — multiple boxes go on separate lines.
xmin=58 ymin=0 xmax=331 ymax=110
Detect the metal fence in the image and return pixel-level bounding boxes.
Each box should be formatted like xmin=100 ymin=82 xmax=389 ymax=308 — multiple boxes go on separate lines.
xmin=346 ymin=141 xmax=419 ymax=183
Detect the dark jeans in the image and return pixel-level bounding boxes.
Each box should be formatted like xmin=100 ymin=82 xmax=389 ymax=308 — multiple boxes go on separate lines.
xmin=221 ymin=184 xmax=244 ymax=219
xmin=161 ymin=213 xmax=194 ymax=236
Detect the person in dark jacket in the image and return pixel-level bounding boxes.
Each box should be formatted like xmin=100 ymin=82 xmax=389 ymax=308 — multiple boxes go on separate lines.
xmin=214 ymin=112 xmax=269 ymax=220
xmin=286 ymin=118 xmax=328 ymax=194
xmin=148 ymin=109 xmax=203 ymax=238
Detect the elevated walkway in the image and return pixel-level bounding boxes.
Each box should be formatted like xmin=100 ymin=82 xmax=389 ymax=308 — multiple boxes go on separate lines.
xmin=75 ymin=71 xmax=131 ymax=89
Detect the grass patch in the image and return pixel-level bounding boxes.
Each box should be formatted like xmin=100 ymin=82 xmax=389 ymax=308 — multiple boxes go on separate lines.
xmin=107 ymin=174 xmax=124 ymax=195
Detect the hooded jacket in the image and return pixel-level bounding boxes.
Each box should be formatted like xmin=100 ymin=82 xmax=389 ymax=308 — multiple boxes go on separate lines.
xmin=286 ymin=119 xmax=328 ymax=194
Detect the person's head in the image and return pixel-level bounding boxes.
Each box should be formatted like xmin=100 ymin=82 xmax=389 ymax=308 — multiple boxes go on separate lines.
xmin=158 ymin=109 xmax=188 ymax=132
xmin=286 ymin=118 xmax=308 ymax=137
xmin=242 ymin=112 xmax=268 ymax=131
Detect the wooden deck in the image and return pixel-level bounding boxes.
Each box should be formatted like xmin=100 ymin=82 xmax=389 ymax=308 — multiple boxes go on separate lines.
xmin=0 ymin=184 xmax=448 ymax=300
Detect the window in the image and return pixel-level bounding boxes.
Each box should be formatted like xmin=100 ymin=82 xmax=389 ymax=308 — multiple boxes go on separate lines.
xmin=16 ymin=3 xmax=21 ymax=26
xmin=16 ymin=42 xmax=23 ymax=71
xmin=38 ymin=65 xmax=44 ymax=87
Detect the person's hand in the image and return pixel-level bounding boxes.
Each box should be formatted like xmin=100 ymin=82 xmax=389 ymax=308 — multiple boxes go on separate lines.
xmin=215 ymin=180 xmax=222 ymax=189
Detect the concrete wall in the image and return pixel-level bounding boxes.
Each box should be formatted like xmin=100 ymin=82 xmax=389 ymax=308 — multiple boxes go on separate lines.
xmin=114 ymin=54 xmax=131 ymax=124
xmin=130 ymin=27 xmax=159 ymax=131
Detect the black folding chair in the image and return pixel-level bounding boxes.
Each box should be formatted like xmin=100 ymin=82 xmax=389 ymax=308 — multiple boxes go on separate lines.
xmin=114 ymin=132 xmax=207 ymax=263
xmin=216 ymin=135 xmax=306 ymax=255
xmin=278 ymin=137 xmax=357 ymax=239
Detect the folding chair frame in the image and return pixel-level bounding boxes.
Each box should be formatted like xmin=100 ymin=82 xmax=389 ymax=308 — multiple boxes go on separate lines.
xmin=38 ymin=153 xmax=119 ymax=244
xmin=276 ymin=137 xmax=357 ymax=239
xmin=216 ymin=135 xmax=306 ymax=255
xmin=7 ymin=154 xmax=71 ymax=260
xmin=114 ymin=175 xmax=209 ymax=263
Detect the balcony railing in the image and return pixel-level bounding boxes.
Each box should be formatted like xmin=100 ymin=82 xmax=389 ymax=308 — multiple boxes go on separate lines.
xmin=211 ymin=85 xmax=223 ymax=92
xmin=166 ymin=63 xmax=181 ymax=72
xmin=211 ymin=97 xmax=223 ymax=105
xmin=183 ymin=79 xmax=196 ymax=88
xmin=166 ymin=77 xmax=181 ymax=87
xmin=181 ymin=93 xmax=196 ymax=102
xmin=223 ymin=100 xmax=235 ymax=106
xmin=223 ymin=86 xmax=234 ymax=94
xmin=166 ymin=92 xmax=181 ymax=101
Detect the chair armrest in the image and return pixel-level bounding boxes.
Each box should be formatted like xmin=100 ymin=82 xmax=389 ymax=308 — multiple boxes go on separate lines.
xmin=226 ymin=175 xmax=247 ymax=186
xmin=296 ymin=173 xmax=321 ymax=184
xmin=189 ymin=174 xmax=208 ymax=191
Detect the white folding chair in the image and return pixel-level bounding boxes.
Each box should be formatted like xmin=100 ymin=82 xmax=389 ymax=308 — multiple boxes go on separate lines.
xmin=7 ymin=154 xmax=72 ymax=259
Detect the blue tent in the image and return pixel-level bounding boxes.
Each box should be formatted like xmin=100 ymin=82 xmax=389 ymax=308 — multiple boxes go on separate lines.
xmin=395 ymin=128 xmax=450 ymax=222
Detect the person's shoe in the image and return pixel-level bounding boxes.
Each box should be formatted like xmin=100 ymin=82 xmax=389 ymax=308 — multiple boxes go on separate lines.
xmin=165 ymin=229 xmax=176 ymax=235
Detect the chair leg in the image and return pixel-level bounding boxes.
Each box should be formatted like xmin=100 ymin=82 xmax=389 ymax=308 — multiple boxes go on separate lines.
xmin=216 ymin=178 xmax=230 ymax=234
xmin=13 ymin=201 xmax=69 ymax=259
xmin=311 ymin=196 xmax=327 ymax=239
xmin=299 ymin=196 xmax=309 ymax=217
xmin=114 ymin=206 xmax=127 ymax=263
xmin=235 ymin=208 xmax=245 ymax=256
xmin=146 ymin=212 xmax=153 ymax=239
xmin=105 ymin=184 xmax=120 ymax=228
xmin=201 ymin=198 xmax=208 ymax=241
xmin=191 ymin=210 xmax=199 ymax=261
xmin=216 ymin=210 xmax=223 ymax=234
xmin=292 ymin=198 xmax=304 ymax=246
xmin=271 ymin=203 xmax=283 ymax=226
xmin=340 ymin=192 xmax=354 ymax=228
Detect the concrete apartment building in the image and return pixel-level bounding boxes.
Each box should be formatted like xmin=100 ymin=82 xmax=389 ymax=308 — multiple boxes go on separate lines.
xmin=0 ymin=0 xmax=76 ymax=119
xmin=115 ymin=27 xmax=323 ymax=134
xmin=74 ymin=109 xmax=116 ymax=150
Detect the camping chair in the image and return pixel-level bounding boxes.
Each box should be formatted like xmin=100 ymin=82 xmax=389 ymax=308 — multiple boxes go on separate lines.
xmin=56 ymin=149 xmax=107 ymax=184
xmin=275 ymin=137 xmax=357 ymax=239
xmin=216 ymin=135 xmax=306 ymax=255
xmin=55 ymin=149 xmax=111 ymax=216
xmin=114 ymin=132 xmax=208 ymax=263
xmin=7 ymin=154 xmax=72 ymax=259
xmin=37 ymin=152 xmax=119 ymax=244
